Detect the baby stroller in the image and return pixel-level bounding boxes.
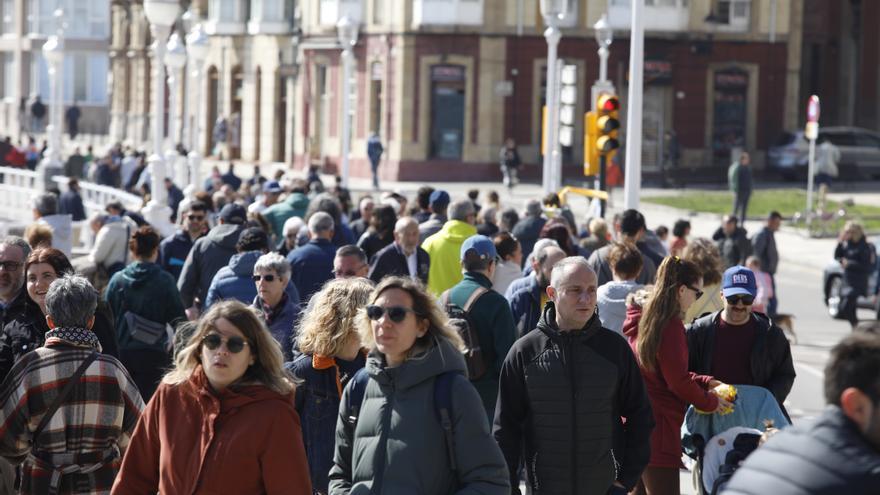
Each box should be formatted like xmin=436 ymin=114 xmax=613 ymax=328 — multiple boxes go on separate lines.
xmin=681 ymin=385 xmax=790 ymax=495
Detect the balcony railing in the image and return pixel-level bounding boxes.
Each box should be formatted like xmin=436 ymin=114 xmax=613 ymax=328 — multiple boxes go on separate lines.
xmin=413 ymin=0 xmax=483 ymax=27
xmin=608 ymin=0 xmax=690 ymax=32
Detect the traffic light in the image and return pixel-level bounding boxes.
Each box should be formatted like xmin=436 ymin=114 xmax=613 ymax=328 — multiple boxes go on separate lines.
xmin=584 ymin=111 xmax=599 ymax=176
xmin=595 ymin=93 xmax=620 ymax=156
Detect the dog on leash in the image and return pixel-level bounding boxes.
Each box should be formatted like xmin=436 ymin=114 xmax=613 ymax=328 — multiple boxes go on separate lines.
xmin=773 ymin=313 xmax=796 ymax=344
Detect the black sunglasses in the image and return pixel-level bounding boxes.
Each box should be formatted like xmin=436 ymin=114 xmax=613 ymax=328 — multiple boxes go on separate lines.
xmin=252 ymin=274 xmax=276 ymax=282
xmin=366 ymin=305 xmax=420 ymax=323
xmin=202 ymin=333 xmax=249 ymax=354
xmin=726 ymin=294 xmax=755 ymax=306
xmin=687 ymin=285 xmax=704 ymax=300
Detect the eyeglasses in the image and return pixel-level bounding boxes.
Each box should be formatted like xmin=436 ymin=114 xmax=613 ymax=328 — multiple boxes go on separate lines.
xmin=726 ymin=295 xmax=755 ymax=306
xmin=687 ymin=285 xmax=704 ymax=300
xmin=366 ymin=305 xmax=420 ymax=323
xmin=187 ymin=214 xmax=206 ymax=221
xmin=252 ymin=274 xmax=277 ymax=283
xmin=0 ymin=261 xmax=22 ymax=272
xmin=202 ymin=333 xmax=249 ymax=354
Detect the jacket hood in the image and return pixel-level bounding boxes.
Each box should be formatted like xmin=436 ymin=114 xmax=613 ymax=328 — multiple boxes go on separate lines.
xmin=535 ymin=300 xmax=602 ymax=342
xmin=189 ymin=365 xmax=294 ymax=412
xmin=599 ymin=281 xmax=643 ymax=306
xmin=121 ymin=261 xmax=162 ymax=288
xmin=207 ymin=223 xmax=244 ymax=249
xmin=285 ymin=192 xmax=310 ymax=210
xmin=437 ymin=220 xmax=477 ymax=244
xmin=228 ymin=250 xmax=262 ymax=276
xmin=365 ymin=336 xmax=466 ymax=390
xmin=621 ymin=304 xmax=643 ymax=342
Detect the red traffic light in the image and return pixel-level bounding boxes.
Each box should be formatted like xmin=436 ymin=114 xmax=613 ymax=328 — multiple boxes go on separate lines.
xmin=598 ymin=95 xmax=619 ymax=113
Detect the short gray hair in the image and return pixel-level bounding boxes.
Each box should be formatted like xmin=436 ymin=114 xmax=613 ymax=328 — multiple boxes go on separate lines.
xmin=308 ymin=211 xmax=335 ymax=235
xmin=525 ymin=199 xmax=543 ymax=217
xmin=0 ymin=236 xmax=31 ymax=260
xmin=282 ymin=216 xmax=305 ymax=236
xmin=254 ymin=252 xmax=291 ymax=280
xmin=448 ymin=199 xmax=475 ymax=221
xmin=550 ymin=256 xmax=593 ymax=288
xmin=33 ymin=193 xmax=58 ymax=217
xmin=45 ymin=274 xmax=98 ymax=328
xmin=394 ymin=216 xmax=418 ymax=233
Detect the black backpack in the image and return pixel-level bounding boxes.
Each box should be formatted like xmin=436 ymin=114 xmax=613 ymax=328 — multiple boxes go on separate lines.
xmin=440 ymin=287 xmax=489 ymax=381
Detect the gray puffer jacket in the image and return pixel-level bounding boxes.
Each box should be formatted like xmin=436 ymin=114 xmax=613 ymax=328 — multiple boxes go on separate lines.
xmin=328 ymin=337 xmax=510 ymax=495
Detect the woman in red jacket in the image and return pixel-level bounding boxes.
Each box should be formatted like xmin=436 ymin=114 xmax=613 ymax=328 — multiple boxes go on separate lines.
xmin=622 ymin=257 xmax=732 ymax=495
xmin=112 ymin=300 xmax=312 ymax=494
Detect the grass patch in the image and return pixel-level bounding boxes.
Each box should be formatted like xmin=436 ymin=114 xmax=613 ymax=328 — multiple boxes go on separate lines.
xmin=643 ymin=189 xmax=880 ymax=231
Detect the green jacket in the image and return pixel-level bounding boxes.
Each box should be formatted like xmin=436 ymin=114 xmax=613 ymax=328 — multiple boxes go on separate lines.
xmin=448 ymin=272 xmax=517 ymax=417
xmin=727 ymin=163 xmax=739 ymax=192
xmin=422 ymin=220 xmax=477 ymax=295
xmin=328 ymin=337 xmax=510 ymax=495
xmin=262 ymin=192 xmax=310 ymax=239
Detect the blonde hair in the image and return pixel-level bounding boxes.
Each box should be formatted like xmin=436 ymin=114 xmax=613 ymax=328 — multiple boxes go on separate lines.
xmin=297 ymin=278 xmax=374 ymax=357
xmin=358 ymin=277 xmax=465 ymax=361
xmin=844 ymin=221 xmax=865 ymax=242
xmin=163 ymin=300 xmax=293 ymax=395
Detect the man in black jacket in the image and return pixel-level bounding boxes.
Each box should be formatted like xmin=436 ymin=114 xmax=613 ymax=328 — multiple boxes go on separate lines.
xmin=368 ymin=217 xmax=429 ymax=284
xmin=722 ymin=332 xmax=880 ymax=494
xmin=493 ymin=256 xmax=654 ymax=495
xmin=687 ymin=266 xmax=795 ymax=412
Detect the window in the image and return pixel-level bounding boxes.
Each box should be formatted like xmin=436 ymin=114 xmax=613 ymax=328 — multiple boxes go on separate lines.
xmin=28 ymin=0 xmax=109 ymax=38
xmin=31 ymin=51 xmax=108 ymax=104
xmin=1 ymin=0 xmax=13 ymax=35
xmin=2 ymin=53 xmax=13 ymax=99
xmin=712 ymin=0 xmax=750 ymax=27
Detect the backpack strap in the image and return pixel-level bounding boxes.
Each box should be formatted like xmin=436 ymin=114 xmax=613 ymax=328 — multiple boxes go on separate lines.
xmin=345 ymin=367 xmax=371 ymax=426
xmin=33 ymin=351 xmax=98 ymax=442
xmin=461 ymin=286 xmax=489 ymax=313
xmin=440 ymin=289 xmax=451 ymax=308
xmin=433 ymin=371 xmax=460 ymax=475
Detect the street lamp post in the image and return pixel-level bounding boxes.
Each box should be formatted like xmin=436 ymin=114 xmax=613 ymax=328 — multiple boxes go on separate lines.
xmin=336 ymin=16 xmax=358 ymax=189
xmin=184 ymin=22 xmax=209 ymax=199
xmin=540 ymin=0 xmax=567 ymax=195
xmin=594 ymin=14 xmax=612 ymax=85
xmin=37 ymin=9 xmax=65 ymax=191
xmin=179 ymin=9 xmax=195 ymax=152
xmin=165 ymin=32 xmax=188 ymax=189
xmin=624 ymin=0 xmax=645 ymax=210
xmin=142 ymin=0 xmax=181 ymax=237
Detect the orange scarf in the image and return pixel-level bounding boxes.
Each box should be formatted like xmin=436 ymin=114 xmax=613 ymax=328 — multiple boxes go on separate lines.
xmin=312 ymin=354 xmax=342 ymax=396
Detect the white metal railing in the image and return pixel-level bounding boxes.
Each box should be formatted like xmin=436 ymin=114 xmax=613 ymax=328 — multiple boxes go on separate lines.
xmin=51 ymin=175 xmax=143 ymax=219
xmin=0 ymin=167 xmax=40 ymax=225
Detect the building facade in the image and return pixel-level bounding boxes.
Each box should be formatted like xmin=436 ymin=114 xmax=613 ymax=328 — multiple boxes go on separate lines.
xmin=291 ymin=0 xmax=804 ymax=182
xmin=0 ymin=0 xmax=111 ymax=139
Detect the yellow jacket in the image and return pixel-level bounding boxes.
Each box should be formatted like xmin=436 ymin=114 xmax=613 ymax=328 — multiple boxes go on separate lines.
xmin=421 ymin=220 xmax=477 ymax=295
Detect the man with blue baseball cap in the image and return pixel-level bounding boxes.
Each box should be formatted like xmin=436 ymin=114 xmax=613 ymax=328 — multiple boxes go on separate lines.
xmin=444 ymin=234 xmax=516 ymax=417
xmin=686 ymin=265 xmax=796 ymax=413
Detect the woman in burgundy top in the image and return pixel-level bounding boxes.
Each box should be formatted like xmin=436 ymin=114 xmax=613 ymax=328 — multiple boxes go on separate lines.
xmin=622 ymin=256 xmax=732 ymax=495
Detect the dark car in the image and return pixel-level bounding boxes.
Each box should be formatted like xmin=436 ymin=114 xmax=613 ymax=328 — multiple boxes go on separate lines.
xmin=768 ymin=127 xmax=880 ymax=181
xmin=822 ymin=236 xmax=879 ymax=318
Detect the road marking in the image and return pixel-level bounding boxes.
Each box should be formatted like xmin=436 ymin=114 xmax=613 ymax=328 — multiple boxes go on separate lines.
xmin=795 ymin=362 xmax=825 ymax=379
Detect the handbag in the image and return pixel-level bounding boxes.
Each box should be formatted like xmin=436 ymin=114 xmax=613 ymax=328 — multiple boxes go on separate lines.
xmin=124 ymin=311 xmax=167 ymax=346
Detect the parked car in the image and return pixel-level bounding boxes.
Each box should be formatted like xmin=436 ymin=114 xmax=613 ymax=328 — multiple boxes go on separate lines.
xmin=768 ymin=126 xmax=880 ymax=181
xmin=823 ymin=236 xmax=880 ymax=319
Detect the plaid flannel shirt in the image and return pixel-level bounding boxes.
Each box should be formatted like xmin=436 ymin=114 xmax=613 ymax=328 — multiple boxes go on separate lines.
xmin=0 ymin=327 xmax=144 ymax=494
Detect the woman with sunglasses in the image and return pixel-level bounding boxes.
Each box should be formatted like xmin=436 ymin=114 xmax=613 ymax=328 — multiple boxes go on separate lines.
xmin=622 ymin=256 xmax=732 ymax=495
xmin=252 ymin=252 xmax=300 ymax=360
xmin=286 ymin=277 xmax=372 ymax=494
xmin=105 ymin=227 xmax=186 ymax=401
xmin=328 ymin=276 xmax=509 ymax=494
xmin=112 ymin=300 xmax=312 ymax=494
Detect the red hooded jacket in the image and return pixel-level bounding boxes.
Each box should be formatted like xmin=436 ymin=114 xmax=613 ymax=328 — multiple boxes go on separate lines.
xmin=112 ymin=366 xmax=312 ymax=494
xmin=622 ymin=304 xmax=719 ymax=467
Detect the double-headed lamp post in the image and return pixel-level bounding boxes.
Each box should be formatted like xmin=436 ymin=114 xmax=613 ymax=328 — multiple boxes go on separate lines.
xmin=594 ymin=14 xmax=612 ymax=85
xmin=165 ymin=32 xmax=188 ymax=188
xmin=336 ymin=16 xmax=358 ymax=189
xmin=38 ymin=8 xmax=65 ymax=191
xmin=143 ymin=0 xmax=181 ymax=237
xmin=539 ymin=0 xmax=567 ymax=195
xmin=185 ymin=22 xmax=210 ymax=199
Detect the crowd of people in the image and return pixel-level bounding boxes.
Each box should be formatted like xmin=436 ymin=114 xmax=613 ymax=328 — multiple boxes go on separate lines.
xmin=0 ymin=162 xmax=877 ymax=495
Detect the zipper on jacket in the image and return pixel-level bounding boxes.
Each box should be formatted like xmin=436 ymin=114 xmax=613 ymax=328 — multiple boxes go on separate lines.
xmin=563 ymin=335 xmax=578 ymax=495
xmin=372 ymin=376 xmax=394 ymax=493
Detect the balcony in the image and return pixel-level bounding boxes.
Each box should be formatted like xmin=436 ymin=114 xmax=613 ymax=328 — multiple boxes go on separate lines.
xmin=247 ymin=0 xmax=294 ymax=35
xmin=205 ymin=0 xmax=248 ymax=35
xmin=319 ymin=0 xmax=364 ymax=26
xmin=608 ymin=0 xmax=689 ymax=33
xmin=413 ymin=0 xmax=483 ymax=27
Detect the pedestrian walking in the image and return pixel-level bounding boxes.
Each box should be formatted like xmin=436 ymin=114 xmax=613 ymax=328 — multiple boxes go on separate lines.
xmin=681 ymin=238 xmax=726 ymax=323
xmin=333 ymin=245 xmax=369 ymax=279
xmin=1 ymin=248 xmax=118 ymax=380
xmin=204 ymin=227 xmax=270 ymax=309
xmin=367 ymin=133 xmax=384 ymax=190
xmin=491 ymin=232 xmax=522 ymax=296
xmin=252 ymin=252 xmax=301 ymax=360
xmin=814 ymin=136 xmax=840 ymax=192
xmin=112 ymin=300 xmax=312 ymax=495
xmin=368 ymin=217 xmax=430 ymax=284
xmin=623 ymin=256 xmax=731 ymax=495
xmin=356 ymin=203 xmax=396 ymax=261
xmin=59 ymin=178 xmax=87 ymax=221
xmin=669 ymin=219 xmax=691 ymax=257
xmin=751 ymin=211 xmax=781 ymax=316
xmin=29 ymin=95 xmax=46 ymax=133
xmin=722 ymin=332 xmax=880 ymax=494
xmin=285 ymin=278 xmax=372 ymax=494
xmin=158 ymin=201 xmax=208 ymax=281
xmin=105 ymin=227 xmax=186 ymax=401
xmin=597 ymin=242 xmax=644 ymax=334
xmin=328 ymin=276 xmax=509 ymax=494
xmin=421 ymin=199 xmax=478 ymax=295
xmin=833 ymin=221 xmax=875 ymax=328
xmin=65 ymin=101 xmax=81 ymax=140
xmin=494 ymin=257 xmax=654 ymax=494
xmin=498 ymin=137 xmax=521 ymax=189
xmin=713 ymin=215 xmax=752 ymax=269
xmin=32 ymin=192 xmax=73 ymax=258
xmin=0 ymin=274 xmax=144 ymax=494
xmin=728 ymin=151 xmax=753 ymax=225
xmin=287 ymin=212 xmax=337 ymax=302
xmin=511 ymin=199 xmax=546 ymax=261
